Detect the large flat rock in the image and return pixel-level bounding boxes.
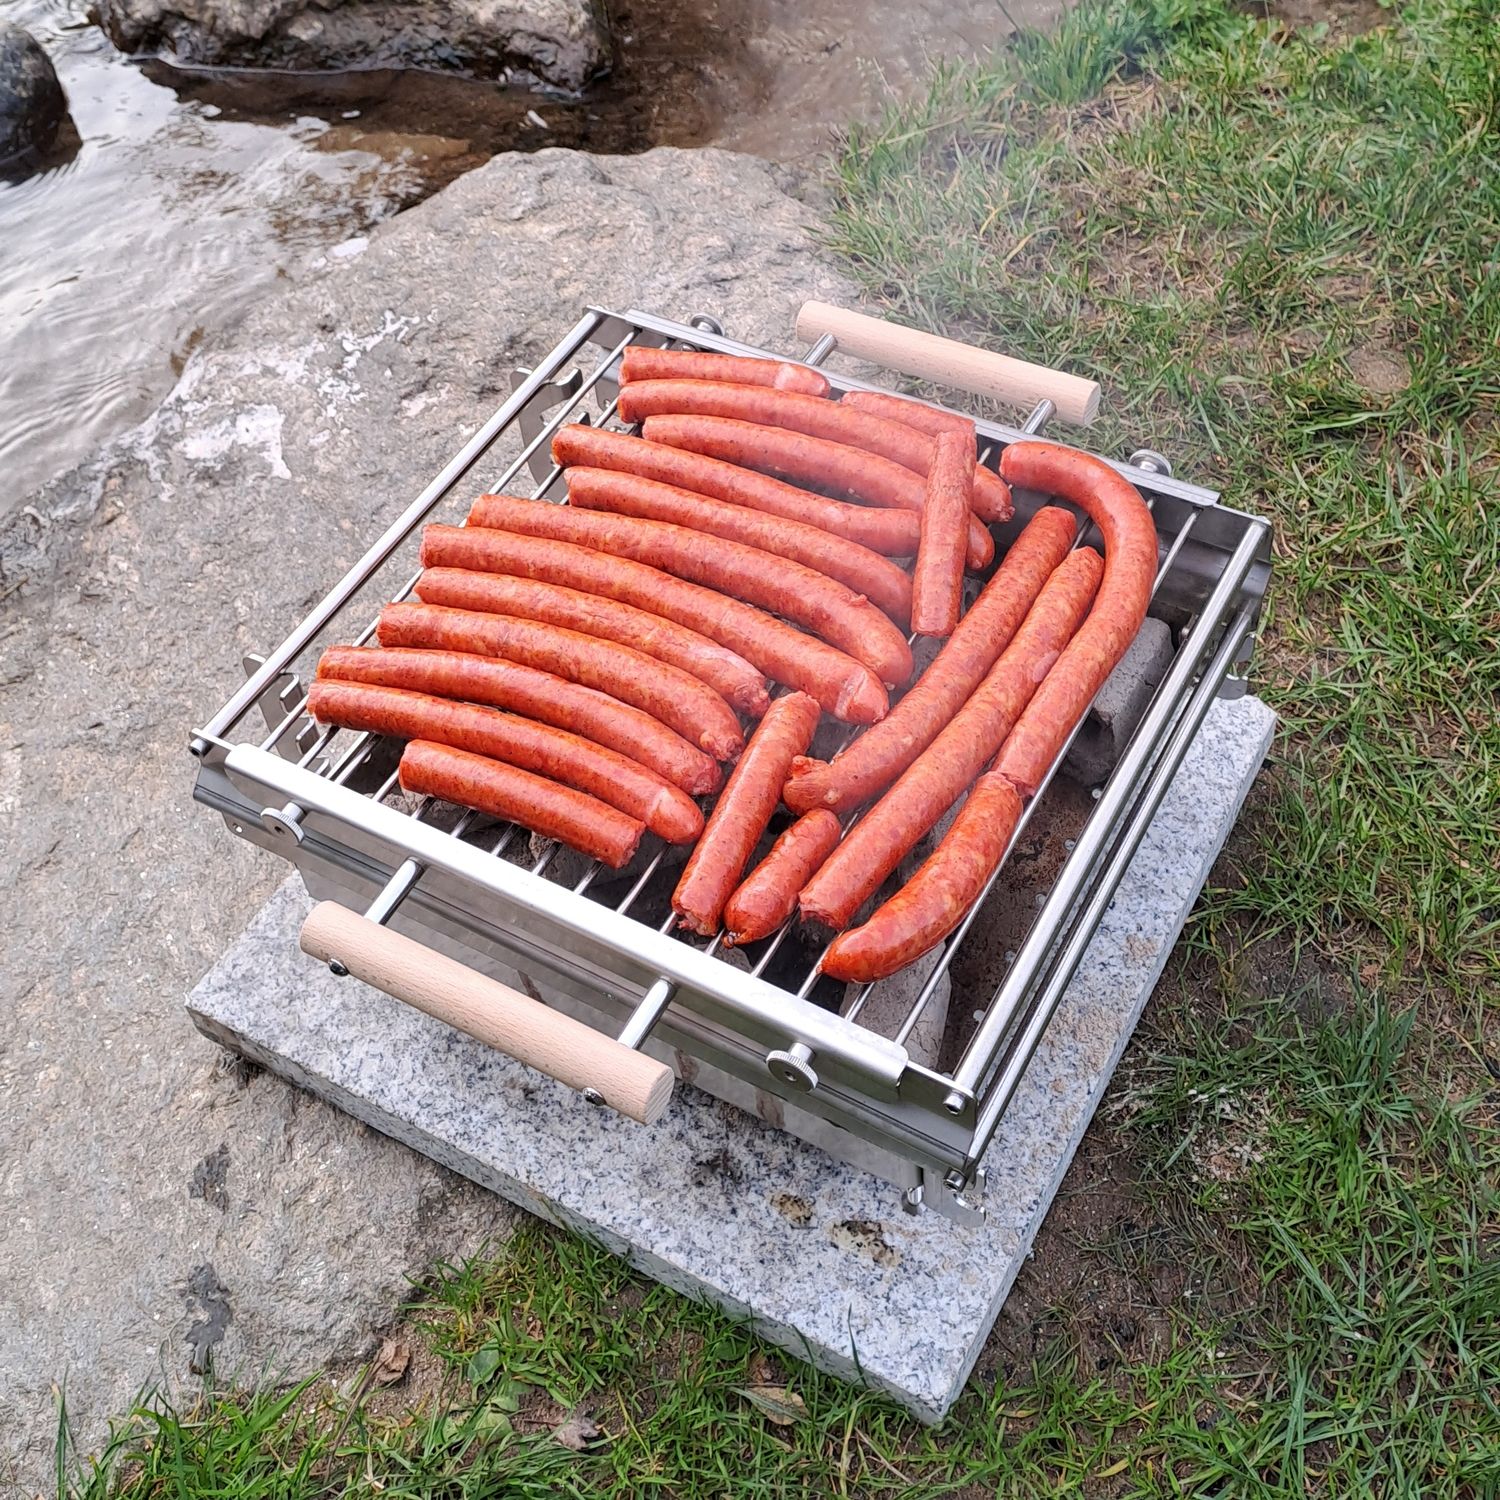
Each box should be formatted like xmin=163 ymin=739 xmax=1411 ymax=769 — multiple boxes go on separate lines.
xmin=0 ymin=145 xmax=859 ymax=1490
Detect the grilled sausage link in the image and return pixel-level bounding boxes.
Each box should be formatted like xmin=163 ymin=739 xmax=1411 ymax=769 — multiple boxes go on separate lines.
xmin=464 ymin=496 xmax=914 ymax=690
xmin=551 ymin=425 xmax=921 ymax=556
xmin=418 ymin=526 xmax=887 ymax=725
xmin=399 ymin=740 xmax=644 ymax=869
xmin=639 ymin=414 xmax=994 ymax=570
xmin=564 ymin=467 xmax=914 ymax=626
xmin=414 ymin=565 xmax=768 ymax=716
xmin=376 ymin=601 xmax=744 ymax=761
xmin=784 ymin=507 xmax=1079 ymax=815
xmin=722 ymin=809 xmax=842 ymax=947
xmin=620 ymin=345 xmax=830 ymax=398
xmin=673 ymin=692 xmax=823 ymax=936
xmin=909 ymin=429 xmax=974 ymax=638
xmin=308 ymin=680 xmax=703 ymax=844
xmin=820 ymin=773 xmax=1023 ymax=981
xmin=315 ymin=645 xmax=721 ymax=796
xmin=994 ymin=442 xmax=1159 ymax=796
xmin=798 ymin=548 xmax=1103 ymax=931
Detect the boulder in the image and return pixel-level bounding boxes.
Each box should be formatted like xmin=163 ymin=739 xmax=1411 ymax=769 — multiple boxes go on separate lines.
xmin=92 ymin=0 xmax=610 ymax=90
xmin=0 ymin=24 xmax=68 ymax=167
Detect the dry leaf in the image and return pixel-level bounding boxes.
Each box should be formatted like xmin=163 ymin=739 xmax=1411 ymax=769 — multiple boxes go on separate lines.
xmin=552 ymin=1407 xmax=604 ymax=1451
xmin=748 ymin=1352 xmax=779 ymax=1386
xmin=736 ymin=1384 xmax=808 ymax=1425
xmin=372 ymin=1338 xmax=410 ymax=1387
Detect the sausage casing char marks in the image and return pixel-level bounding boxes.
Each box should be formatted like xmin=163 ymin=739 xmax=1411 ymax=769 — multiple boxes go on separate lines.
xmin=418 ymin=525 xmax=888 ymax=725
xmin=399 ymin=740 xmax=644 ymax=869
xmin=465 ymin=495 xmax=914 ymax=690
xmin=798 ymin=547 xmax=1104 ymax=931
xmin=551 ymin=425 xmax=922 ymax=557
xmin=994 ymin=441 xmax=1158 ymax=796
xmin=673 ymin=692 xmax=823 ymax=936
xmin=820 ymin=773 xmax=1023 ymax=982
xmin=620 ymin=345 xmax=831 ymax=398
xmin=784 ymin=506 xmax=1079 ymax=815
xmin=909 ymin=428 xmax=974 ymax=638
xmin=722 ymin=809 xmax=842 ymax=947
xmin=315 ymin=644 xmax=721 ymax=796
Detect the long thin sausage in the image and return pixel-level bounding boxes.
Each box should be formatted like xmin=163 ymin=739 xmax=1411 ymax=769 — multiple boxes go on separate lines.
xmin=418 ymin=525 xmax=886 ymax=724
xmin=840 ymin=391 xmax=1011 ymax=526
xmin=376 ymin=601 xmax=744 ymax=760
xmin=820 ymin=773 xmax=1022 ymax=981
xmin=909 ymin=430 xmax=973 ymax=638
xmin=784 ymin=507 xmax=1078 ymax=815
xmin=722 ymin=810 xmax=842 ymax=947
xmin=620 ymin=345 xmax=830 ymax=398
xmin=316 ymin=645 xmax=720 ymax=796
xmin=551 ymin=425 xmax=921 ymax=556
xmin=673 ymin=692 xmax=822 ymax=936
xmin=564 ymin=468 xmax=914 ymax=626
xmin=799 ymin=548 xmax=1103 ymax=931
xmin=465 ymin=495 xmax=914 ymax=690
xmin=640 ymin=414 xmax=994 ymax=570
xmin=308 ymin=680 xmax=702 ymax=843
xmin=414 ymin=565 xmax=768 ymax=715
xmin=994 ymin=442 xmax=1159 ymax=796
xmin=400 ymin=741 xmax=643 ymax=869
xmin=618 ymin=379 xmax=1014 ymax=523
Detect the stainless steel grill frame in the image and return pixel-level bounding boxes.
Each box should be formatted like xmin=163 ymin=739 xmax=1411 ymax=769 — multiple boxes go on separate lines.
xmin=190 ymin=305 xmax=1271 ymax=1219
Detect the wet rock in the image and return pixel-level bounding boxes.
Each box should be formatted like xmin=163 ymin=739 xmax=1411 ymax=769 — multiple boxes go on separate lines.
xmin=0 ymin=24 xmax=69 ymax=168
xmin=91 ymin=0 xmax=610 ymax=91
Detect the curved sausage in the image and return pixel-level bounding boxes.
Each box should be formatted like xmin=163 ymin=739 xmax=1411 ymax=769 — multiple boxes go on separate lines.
xmin=400 ymin=741 xmax=643 ymax=869
xmin=639 ymin=414 xmax=994 ymax=570
xmin=315 ymin=645 xmax=721 ymax=796
xmin=418 ymin=526 xmax=886 ymax=724
xmin=618 ymin=378 xmax=1014 ymax=524
xmin=620 ymin=345 xmax=830 ymax=398
xmin=784 ymin=507 xmax=1079 ymax=815
xmin=414 ymin=565 xmax=768 ymax=716
xmin=673 ymin=692 xmax=822 ymax=936
xmin=798 ymin=548 xmax=1103 ymax=931
xmin=307 ymin=680 xmax=702 ymax=844
xmin=820 ymin=773 xmax=1022 ymax=981
xmin=840 ymin=390 xmax=1011 ymax=524
xmin=551 ymin=425 xmax=921 ymax=556
xmin=995 ymin=442 xmax=1159 ymax=796
xmin=564 ymin=468 xmax=914 ymax=626
xmin=376 ymin=601 xmax=744 ymax=761
xmin=464 ymin=496 xmax=914 ymax=690
xmin=722 ymin=809 xmax=842 ymax=947
xmin=909 ymin=429 xmax=973 ymax=638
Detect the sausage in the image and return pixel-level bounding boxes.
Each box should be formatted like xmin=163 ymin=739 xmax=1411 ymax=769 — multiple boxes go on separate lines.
xmin=552 ymin=425 xmax=922 ymax=556
xmin=376 ymin=601 xmax=744 ymax=761
xmin=820 ymin=773 xmax=1022 ymax=981
xmin=464 ymin=496 xmax=914 ymax=690
xmin=840 ymin=391 xmax=1012 ymax=524
xmin=994 ymin=442 xmax=1159 ymax=796
xmin=315 ymin=645 xmax=721 ymax=796
xmin=639 ymin=414 xmax=994 ymax=570
xmin=413 ymin=565 xmax=768 ymax=716
xmin=618 ymin=378 xmax=1014 ymax=524
xmin=798 ymin=548 xmax=1102 ymax=930
xmin=784 ymin=507 xmax=1079 ymax=815
xmin=620 ymin=345 xmax=830 ymax=398
xmin=564 ymin=467 xmax=914 ymax=626
xmin=722 ymin=809 xmax=842 ymax=947
xmin=909 ymin=430 xmax=973 ymax=638
xmin=673 ymin=692 xmax=822 ymax=935
xmin=399 ymin=740 xmax=643 ymax=868
xmin=419 ymin=526 xmax=886 ymax=724
xmin=307 ymin=679 xmax=703 ymax=844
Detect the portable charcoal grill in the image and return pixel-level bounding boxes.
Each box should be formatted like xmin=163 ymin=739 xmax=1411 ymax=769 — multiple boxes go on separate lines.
xmin=189 ymin=304 xmax=1272 ymax=1224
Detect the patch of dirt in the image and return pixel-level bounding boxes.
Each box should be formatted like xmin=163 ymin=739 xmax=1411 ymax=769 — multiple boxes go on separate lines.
xmin=1346 ymin=347 xmax=1411 ymax=396
xmin=1238 ymin=0 xmax=1391 ymax=35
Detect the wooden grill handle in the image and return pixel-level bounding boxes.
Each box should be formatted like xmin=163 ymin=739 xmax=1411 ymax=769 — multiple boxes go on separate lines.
xmin=299 ymin=901 xmax=673 ymax=1125
xmin=795 ymin=300 xmax=1101 ymax=427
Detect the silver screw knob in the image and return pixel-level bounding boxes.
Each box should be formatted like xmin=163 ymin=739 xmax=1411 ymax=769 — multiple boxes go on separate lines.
xmin=765 ymin=1042 xmax=818 ymax=1092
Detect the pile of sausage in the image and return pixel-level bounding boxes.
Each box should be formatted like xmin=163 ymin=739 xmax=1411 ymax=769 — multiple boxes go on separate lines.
xmin=309 ymin=345 xmax=1159 ymax=985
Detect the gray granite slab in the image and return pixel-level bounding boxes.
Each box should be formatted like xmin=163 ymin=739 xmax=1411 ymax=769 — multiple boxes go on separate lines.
xmin=189 ymin=694 xmax=1276 ymax=1422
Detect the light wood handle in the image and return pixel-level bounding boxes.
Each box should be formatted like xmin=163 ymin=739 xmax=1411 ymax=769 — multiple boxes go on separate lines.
xmin=299 ymin=902 xmax=673 ymax=1125
xmin=796 ymin=300 xmax=1101 ymax=427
